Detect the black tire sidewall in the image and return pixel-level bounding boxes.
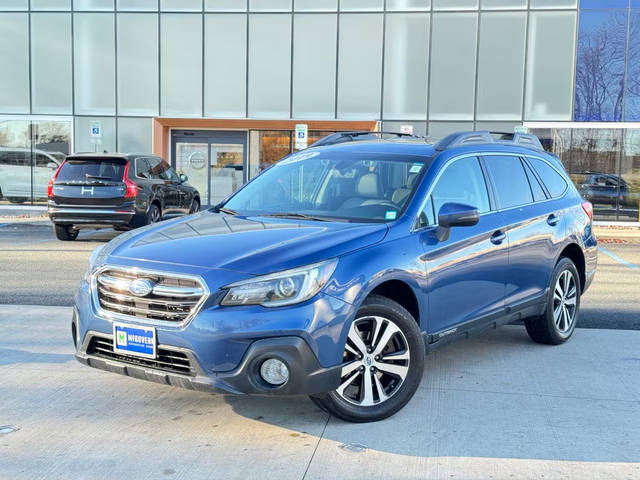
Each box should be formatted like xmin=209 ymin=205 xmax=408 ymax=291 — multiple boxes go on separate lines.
xmin=321 ymin=295 xmax=425 ymax=422
xmin=54 ymin=224 xmax=77 ymax=241
xmin=544 ymin=258 xmax=581 ymax=343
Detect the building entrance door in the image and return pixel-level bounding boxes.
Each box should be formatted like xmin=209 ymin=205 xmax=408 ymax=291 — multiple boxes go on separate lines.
xmin=171 ymin=130 xmax=247 ymax=207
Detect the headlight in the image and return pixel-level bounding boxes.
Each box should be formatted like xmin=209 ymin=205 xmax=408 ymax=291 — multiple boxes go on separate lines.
xmin=221 ymin=259 xmax=338 ymax=307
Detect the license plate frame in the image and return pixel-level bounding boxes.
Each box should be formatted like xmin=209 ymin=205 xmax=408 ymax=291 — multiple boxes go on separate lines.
xmin=112 ymin=322 xmax=157 ymax=359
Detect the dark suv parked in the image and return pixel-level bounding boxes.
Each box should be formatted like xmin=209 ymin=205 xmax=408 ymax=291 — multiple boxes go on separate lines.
xmin=48 ymin=153 xmax=200 ymax=241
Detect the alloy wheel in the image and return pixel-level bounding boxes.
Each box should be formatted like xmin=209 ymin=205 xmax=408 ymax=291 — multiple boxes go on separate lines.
xmin=553 ymin=270 xmax=577 ymax=334
xmin=150 ymin=207 xmax=160 ymax=223
xmin=337 ymin=316 xmax=410 ymax=407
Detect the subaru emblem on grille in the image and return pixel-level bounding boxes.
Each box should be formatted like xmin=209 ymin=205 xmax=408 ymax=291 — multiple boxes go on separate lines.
xmin=128 ymin=278 xmax=155 ymax=297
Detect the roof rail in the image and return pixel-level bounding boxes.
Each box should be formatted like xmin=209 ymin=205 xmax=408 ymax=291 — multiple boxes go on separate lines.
xmin=308 ymin=131 xmax=425 ymax=148
xmin=434 ymin=130 xmax=544 ymax=152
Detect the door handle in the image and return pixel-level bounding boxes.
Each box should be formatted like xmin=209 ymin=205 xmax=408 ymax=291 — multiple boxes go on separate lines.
xmin=490 ymin=231 xmax=506 ymax=245
xmin=547 ymin=214 xmax=560 ymax=226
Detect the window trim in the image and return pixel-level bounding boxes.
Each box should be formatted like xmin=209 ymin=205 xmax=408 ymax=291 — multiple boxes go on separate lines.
xmin=134 ymin=156 xmax=151 ymax=180
xmin=525 ymin=155 xmax=569 ymax=199
xmin=411 ymin=153 xmax=493 ymax=232
xmin=412 ymin=151 xmax=570 ymax=232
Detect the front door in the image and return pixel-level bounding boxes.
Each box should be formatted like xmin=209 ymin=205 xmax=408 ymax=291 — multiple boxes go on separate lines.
xmin=171 ymin=130 xmax=247 ymax=207
xmin=418 ymin=155 xmax=508 ymax=334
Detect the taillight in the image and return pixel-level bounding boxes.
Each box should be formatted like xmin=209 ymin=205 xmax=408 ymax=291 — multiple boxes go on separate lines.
xmin=122 ymin=162 xmax=138 ymax=199
xmin=582 ymin=201 xmax=593 ymax=223
xmin=47 ymin=161 xmax=65 ymax=198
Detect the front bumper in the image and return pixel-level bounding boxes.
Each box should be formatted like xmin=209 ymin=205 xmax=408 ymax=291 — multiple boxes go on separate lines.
xmin=74 ymin=331 xmax=341 ymax=395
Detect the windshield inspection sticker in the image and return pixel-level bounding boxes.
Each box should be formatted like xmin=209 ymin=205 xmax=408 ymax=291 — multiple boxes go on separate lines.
xmin=409 ymin=163 xmax=424 ymax=174
xmin=385 ymin=211 xmax=397 ymax=220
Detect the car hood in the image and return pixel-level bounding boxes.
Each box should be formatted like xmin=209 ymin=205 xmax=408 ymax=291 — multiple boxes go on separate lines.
xmin=107 ymin=211 xmax=388 ymax=275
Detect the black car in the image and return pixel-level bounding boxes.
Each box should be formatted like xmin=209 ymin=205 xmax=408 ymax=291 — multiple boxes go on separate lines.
xmin=573 ymin=171 xmax=630 ymax=208
xmin=47 ymin=153 xmax=200 ymax=241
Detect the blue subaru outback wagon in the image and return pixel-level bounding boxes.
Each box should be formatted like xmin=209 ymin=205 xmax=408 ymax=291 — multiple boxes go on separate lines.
xmin=73 ymin=131 xmax=597 ymax=422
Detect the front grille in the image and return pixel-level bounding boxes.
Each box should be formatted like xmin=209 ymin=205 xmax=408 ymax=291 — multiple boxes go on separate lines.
xmin=95 ymin=267 xmax=206 ymax=325
xmin=87 ymin=336 xmax=195 ymax=376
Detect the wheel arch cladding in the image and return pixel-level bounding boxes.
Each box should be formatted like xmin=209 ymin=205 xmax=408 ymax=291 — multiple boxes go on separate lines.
xmin=559 ymin=243 xmax=585 ymax=292
xmin=368 ymin=280 xmax=420 ymax=327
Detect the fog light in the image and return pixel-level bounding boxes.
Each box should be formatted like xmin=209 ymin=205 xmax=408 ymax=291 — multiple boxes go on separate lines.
xmin=260 ymin=358 xmax=289 ymax=386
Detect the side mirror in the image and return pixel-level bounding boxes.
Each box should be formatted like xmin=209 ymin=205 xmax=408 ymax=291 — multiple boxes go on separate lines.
xmin=435 ymin=202 xmax=479 ymax=242
xmin=47 ymin=162 xmax=58 ymax=169
xmin=179 ymin=173 xmax=188 ymax=183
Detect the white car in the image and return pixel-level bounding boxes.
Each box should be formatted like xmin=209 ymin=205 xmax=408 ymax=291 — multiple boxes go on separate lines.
xmin=0 ymin=147 xmax=63 ymax=203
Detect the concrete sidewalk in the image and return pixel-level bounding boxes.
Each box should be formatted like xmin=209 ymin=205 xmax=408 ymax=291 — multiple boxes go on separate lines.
xmin=1 ymin=305 xmax=639 ymax=479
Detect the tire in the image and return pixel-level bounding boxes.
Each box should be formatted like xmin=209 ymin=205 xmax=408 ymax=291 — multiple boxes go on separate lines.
xmin=189 ymin=198 xmax=200 ymax=214
xmin=147 ymin=203 xmax=161 ymax=225
xmin=53 ymin=224 xmax=78 ymax=241
xmin=7 ymin=197 xmax=26 ymax=204
xmin=525 ymin=257 xmax=581 ymax=345
xmin=309 ymin=294 xmax=425 ymax=423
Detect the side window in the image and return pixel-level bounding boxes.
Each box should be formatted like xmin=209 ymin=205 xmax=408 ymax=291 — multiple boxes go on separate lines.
xmin=35 ymin=153 xmax=53 ymax=168
xmin=483 ymin=155 xmax=533 ymax=209
xmin=528 ymin=157 xmax=568 ymax=198
xmin=157 ymin=159 xmax=172 ymax=180
xmin=165 ymin=167 xmax=180 ymax=182
xmin=147 ymin=157 xmax=163 ymax=179
xmin=418 ymin=157 xmax=490 ymax=227
xmin=523 ymin=160 xmax=547 ymax=202
xmin=135 ymin=157 xmax=151 ymax=178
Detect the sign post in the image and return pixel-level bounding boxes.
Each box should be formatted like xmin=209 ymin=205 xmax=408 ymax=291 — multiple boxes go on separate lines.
xmin=90 ymin=121 xmax=102 ymax=152
xmin=294 ymin=124 xmax=308 ymax=150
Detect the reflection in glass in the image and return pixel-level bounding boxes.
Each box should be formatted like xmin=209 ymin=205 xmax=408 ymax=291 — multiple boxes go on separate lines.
xmin=621 ymin=130 xmax=640 ymax=222
xmin=574 ymin=9 xmax=628 ymax=121
xmin=209 ymin=144 xmax=244 ymax=206
xmin=0 ymin=119 xmax=71 ymax=205
xmin=625 ymin=10 xmax=640 ymax=121
xmin=175 ymin=142 xmax=209 ymax=205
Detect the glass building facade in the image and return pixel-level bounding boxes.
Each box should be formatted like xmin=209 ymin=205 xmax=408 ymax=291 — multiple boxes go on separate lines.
xmin=0 ymin=0 xmax=638 ymax=222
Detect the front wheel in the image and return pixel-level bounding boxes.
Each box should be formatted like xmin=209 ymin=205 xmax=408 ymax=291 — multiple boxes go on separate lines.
xmin=189 ymin=198 xmax=200 ymax=214
xmin=146 ymin=203 xmax=161 ymax=225
xmin=310 ymin=295 xmax=425 ymax=423
xmin=525 ymin=257 xmax=581 ymax=345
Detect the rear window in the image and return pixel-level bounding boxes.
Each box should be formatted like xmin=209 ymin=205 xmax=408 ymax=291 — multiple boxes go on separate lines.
xmin=483 ymin=155 xmax=533 ymax=209
xmin=528 ymin=157 xmax=568 ymax=198
xmin=57 ymin=158 xmax=126 ymax=182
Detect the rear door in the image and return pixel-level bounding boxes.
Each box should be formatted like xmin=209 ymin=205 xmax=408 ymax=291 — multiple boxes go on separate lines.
xmin=482 ymin=154 xmax=563 ymax=308
xmin=51 ymin=157 xmax=128 ymax=206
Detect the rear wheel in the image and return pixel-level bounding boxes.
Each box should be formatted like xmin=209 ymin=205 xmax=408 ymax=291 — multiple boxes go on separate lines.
xmin=525 ymin=257 xmax=580 ymax=345
xmin=147 ymin=203 xmax=161 ymax=225
xmin=53 ymin=224 xmax=78 ymax=241
xmin=7 ymin=197 xmax=26 ymax=204
xmin=310 ymin=295 xmax=425 ymax=423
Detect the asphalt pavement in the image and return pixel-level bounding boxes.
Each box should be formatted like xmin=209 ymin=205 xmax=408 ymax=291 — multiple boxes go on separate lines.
xmin=1 ymin=305 xmax=639 ymax=479
xmin=0 ymin=220 xmax=638 ymax=330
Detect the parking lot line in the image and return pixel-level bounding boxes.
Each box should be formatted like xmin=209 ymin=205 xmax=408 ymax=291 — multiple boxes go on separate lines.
xmin=598 ymin=246 xmax=639 ymax=270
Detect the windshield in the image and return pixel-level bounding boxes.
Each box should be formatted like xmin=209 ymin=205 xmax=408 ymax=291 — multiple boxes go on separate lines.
xmin=57 ymin=158 xmax=126 ymax=183
xmin=223 ymin=150 xmax=429 ymax=222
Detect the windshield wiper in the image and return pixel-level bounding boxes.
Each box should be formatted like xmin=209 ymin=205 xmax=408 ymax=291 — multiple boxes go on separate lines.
xmin=259 ymin=212 xmax=334 ymax=222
